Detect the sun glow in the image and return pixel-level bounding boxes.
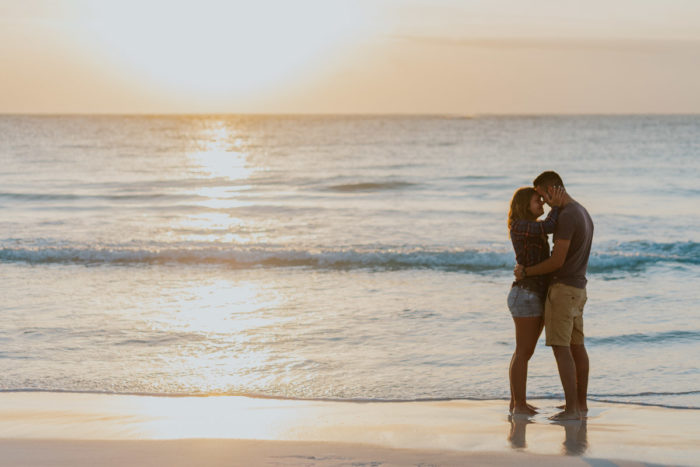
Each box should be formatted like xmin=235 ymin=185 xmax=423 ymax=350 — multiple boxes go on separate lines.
xmin=82 ymin=1 xmax=369 ymax=96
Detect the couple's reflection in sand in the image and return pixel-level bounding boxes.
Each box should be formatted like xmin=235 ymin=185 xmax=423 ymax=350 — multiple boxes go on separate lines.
xmin=508 ymin=415 xmax=588 ymax=456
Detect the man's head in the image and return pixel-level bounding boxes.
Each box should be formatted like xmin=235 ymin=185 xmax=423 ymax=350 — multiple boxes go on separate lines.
xmin=533 ymin=171 xmax=564 ymax=198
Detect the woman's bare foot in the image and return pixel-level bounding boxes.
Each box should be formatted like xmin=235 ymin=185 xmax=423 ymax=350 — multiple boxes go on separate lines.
xmin=512 ymin=403 xmax=538 ymax=415
xmin=549 ymin=409 xmax=581 ymax=421
xmin=510 ymin=402 xmax=539 ymax=413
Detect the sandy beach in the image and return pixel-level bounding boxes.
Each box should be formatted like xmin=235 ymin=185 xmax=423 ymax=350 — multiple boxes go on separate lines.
xmin=0 ymin=393 xmax=697 ymax=466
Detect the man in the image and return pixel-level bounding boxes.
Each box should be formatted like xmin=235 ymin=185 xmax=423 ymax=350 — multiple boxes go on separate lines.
xmin=514 ymin=171 xmax=594 ymax=421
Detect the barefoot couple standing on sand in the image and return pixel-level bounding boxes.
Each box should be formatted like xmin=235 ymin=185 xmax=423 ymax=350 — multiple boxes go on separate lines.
xmin=507 ymin=171 xmax=594 ymax=421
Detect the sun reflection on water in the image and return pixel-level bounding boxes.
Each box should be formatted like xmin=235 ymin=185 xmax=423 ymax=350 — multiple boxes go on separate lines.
xmin=174 ymin=123 xmax=267 ymax=242
xmin=158 ymin=280 xmax=281 ymax=335
xmin=191 ymin=149 xmax=252 ymax=181
xmin=154 ymin=123 xmax=289 ymax=393
xmin=189 ymin=125 xmax=253 ymax=182
xmin=140 ymin=278 xmax=290 ymax=394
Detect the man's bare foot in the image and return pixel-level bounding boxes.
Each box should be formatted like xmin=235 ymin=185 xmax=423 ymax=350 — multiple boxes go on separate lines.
xmin=549 ymin=410 xmax=581 ymax=421
xmin=557 ymin=404 xmax=588 ymax=414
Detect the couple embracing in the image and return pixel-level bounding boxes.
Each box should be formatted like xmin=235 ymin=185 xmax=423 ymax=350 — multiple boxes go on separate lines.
xmin=507 ymin=171 xmax=594 ymax=421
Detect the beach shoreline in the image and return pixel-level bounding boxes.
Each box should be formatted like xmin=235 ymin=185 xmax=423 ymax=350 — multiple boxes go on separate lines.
xmin=0 ymin=392 xmax=696 ymax=466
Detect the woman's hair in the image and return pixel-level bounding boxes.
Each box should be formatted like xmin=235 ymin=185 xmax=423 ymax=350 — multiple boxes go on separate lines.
xmin=508 ymin=187 xmax=538 ymax=231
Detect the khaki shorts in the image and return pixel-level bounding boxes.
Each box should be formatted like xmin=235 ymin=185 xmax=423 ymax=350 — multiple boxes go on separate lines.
xmin=544 ymin=283 xmax=587 ymax=347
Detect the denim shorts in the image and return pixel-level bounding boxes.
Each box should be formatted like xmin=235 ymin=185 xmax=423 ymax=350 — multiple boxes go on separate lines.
xmin=507 ymin=286 xmax=544 ymax=318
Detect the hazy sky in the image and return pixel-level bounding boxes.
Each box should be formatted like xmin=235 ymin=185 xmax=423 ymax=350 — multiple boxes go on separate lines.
xmin=2 ymin=0 xmax=700 ymax=114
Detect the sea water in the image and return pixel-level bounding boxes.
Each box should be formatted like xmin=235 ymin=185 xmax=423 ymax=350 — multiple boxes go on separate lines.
xmin=1 ymin=115 xmax=698 ymax=409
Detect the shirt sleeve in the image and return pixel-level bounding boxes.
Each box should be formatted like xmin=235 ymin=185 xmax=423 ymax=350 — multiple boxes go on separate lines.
xmin=554 ymin=208 xmax=575 ymax=240
xmin=510 ymin=207 xmax=560 ymax=237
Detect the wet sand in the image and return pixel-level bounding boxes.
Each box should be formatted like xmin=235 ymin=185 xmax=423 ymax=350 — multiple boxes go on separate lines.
xmin=0 ymin=393 xmax=696 ymax=466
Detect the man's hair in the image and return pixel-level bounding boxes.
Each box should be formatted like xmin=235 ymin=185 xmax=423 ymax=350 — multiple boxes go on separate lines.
xmin=533 ymin=171 xmax=564 ymax=189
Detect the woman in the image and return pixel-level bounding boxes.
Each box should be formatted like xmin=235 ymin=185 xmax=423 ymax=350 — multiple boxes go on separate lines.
xmin=507 ymin=186 xmax=563 ymax=415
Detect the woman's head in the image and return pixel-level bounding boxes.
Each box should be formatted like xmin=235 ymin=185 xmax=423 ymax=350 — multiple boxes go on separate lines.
xmin=508 ymin=187 xmax=544 ymax=230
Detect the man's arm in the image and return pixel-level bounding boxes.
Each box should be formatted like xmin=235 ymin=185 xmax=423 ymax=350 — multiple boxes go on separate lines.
xmin=514 ymin=239 xmax=571 ymax=280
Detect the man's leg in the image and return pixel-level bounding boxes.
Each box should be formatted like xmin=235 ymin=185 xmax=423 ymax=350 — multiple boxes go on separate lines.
xmin=544 ymin=284 xmax=581 ymax=420
xmin=551 ymin=345 xmax=580 ymax=420
xmin=567 ymin=291 xmax=588 ymax=412
xmin=570 ymin=344 xmax=589 ymax=412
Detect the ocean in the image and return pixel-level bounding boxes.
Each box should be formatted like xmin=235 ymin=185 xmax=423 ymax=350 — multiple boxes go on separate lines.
xmin=1 ymin=114 xmax=698 ymax=409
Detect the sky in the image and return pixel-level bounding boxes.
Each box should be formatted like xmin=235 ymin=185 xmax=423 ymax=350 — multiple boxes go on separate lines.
xmin=2 ymin=0 xmax=700 ymax=114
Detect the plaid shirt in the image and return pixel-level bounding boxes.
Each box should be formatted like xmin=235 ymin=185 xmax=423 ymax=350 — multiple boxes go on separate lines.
xmin=509 ymin=207 xmax=559 ymax=297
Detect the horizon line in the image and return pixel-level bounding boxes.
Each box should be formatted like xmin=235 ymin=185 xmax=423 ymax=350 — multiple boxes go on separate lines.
xmin=2 ymin=111 xmax=700 ymax=118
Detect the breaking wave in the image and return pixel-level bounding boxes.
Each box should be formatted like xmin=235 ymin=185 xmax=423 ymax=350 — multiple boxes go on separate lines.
xmin=1 ymin=241 xmax=698 ymax=272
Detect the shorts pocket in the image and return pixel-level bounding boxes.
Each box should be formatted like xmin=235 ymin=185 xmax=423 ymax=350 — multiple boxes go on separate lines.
xmin=550 ymin=285 xmax=577 ymax=303
xmin=550 ymin=285 xmax=585 ymax=316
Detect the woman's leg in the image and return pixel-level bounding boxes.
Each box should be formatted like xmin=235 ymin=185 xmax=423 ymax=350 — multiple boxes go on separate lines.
xmin=509 ymin=316 xmax=544 ymax=414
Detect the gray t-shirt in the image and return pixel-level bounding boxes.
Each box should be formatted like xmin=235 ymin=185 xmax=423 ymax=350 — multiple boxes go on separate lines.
xmin=552 ymin=201 xmax=594 ymax=289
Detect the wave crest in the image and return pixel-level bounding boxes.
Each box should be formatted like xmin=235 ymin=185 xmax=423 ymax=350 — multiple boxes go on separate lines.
xmin=1 ymin=241 xmax=698 ymax=271
xmin=0 ymin=245 xmax=510 ymax=271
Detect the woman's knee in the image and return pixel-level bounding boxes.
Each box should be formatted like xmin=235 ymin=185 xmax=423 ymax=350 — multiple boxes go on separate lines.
xmin=514 ymin=346 xmax=535 ymax=360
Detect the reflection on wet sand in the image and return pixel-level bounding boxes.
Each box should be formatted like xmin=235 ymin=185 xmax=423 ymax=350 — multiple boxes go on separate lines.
xmin=508 ymin=416 xmax=588 ymax=456
xmin=507 ymin=415 xmax=532 ymax=449
xmin=560 ymin=419 xmax=588 ymax=456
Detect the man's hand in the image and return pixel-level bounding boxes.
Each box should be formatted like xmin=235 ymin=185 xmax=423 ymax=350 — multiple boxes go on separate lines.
xmin=514 ymin=264 xmax=525 ymax=281
xmin=544 ymin=186 xmax=565 ymax=207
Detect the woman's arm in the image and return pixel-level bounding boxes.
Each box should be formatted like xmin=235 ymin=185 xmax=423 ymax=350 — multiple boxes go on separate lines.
xmin=510 ymin=207 xmax=560 ymax=237
xmin=510 ymin=186 xmax=565 ymax=236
